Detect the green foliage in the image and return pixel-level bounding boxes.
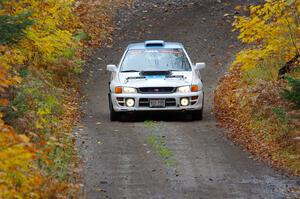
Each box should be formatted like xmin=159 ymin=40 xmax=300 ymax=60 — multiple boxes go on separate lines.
xmin=281 ymin=76 xmax=300 ymax=108
xmin=147 ymin=134 xmax=179 ymax=175
xmin=46 ymin=138 xmax=75 ymax=181
xmin=74 ymin=30 xmax=91 ymax=41
xmin=73 ymin=59 xmax=85 ymax=74
xmin=0 ymin=0 xmax=10 ymax=3
xmin=243 ymin=59 xmax=285 ymax=83
xmin=0 ymin=12 xmax=34 ymax=44
xmin=272 ymin=107 xmax=290 ymax=124
xmin=19 ymin=68 xmax=29 ymax=78
xmin=147 ymin=135 xmax=172 ymax=159
xmin=63 ymin=48 xmax=76 ymax=59
xmin=144 ymin=120 xmax=157 ymax=128
xmin=6 ymin=74 xmax=62 ymax=132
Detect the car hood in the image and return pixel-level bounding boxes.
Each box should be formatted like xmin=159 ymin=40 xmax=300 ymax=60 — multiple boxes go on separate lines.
xmin=118 ymin=71 xmax=194 ymax=87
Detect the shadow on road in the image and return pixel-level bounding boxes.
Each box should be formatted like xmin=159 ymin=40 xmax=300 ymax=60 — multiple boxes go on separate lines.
xmin=118 ymin=111 xmax=207 ymax=122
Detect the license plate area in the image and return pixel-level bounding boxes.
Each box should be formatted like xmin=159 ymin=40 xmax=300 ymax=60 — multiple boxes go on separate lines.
xmin=149 ymin=99 xmax=165 ymax=108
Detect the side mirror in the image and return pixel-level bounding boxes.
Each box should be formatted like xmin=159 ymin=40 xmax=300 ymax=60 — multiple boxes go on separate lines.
xmin=106 ymin=64 xmax=117 ymax=72
xmin=194 ymin=62 xmax=206 ymax=71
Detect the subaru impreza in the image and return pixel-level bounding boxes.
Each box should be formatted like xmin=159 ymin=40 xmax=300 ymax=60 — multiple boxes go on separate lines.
xmin=107 ymin=40 xmax=205 ymax=121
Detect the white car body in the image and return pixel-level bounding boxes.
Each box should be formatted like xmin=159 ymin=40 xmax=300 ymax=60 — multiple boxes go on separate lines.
xmin=107 ymin=40 xmax=205 ymax=121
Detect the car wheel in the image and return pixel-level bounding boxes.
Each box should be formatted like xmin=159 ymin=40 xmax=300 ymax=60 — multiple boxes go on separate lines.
xmin=193 ymin=94 xmax=204 ymax=121
xmin=192 ymin=109 xmax=203 ymax=121
xmin=108 ymin=94 xmax=120 ymax=121
xmin=184 ymin=112 xmax=194 ymax=121
xmin=110 ymin=108 xmax=120 ymax=121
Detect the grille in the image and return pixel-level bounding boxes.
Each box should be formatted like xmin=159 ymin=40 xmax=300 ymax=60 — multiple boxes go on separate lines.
xmin=139 ymin=98 xmax=176 ymax=107
xmin=137 ymin=87 xmax=176 ymax=94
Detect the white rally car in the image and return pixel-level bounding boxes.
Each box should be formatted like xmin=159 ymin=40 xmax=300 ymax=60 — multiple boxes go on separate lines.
xmin=107 ymin=40 xmax=205 ymax=121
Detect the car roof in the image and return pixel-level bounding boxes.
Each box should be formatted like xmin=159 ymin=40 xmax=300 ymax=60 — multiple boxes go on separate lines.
xmin=127 ymin=40 xmax=184 ymax=50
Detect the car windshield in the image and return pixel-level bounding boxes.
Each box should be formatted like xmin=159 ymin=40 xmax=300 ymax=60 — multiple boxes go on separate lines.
xmin=120 ymin=48 xmax=191 ymax=72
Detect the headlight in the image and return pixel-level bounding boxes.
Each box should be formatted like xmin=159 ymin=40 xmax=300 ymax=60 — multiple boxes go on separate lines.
xmin=177 ymin=85 xmax=199 ymax=93
xmin=123 ymin=87 xmax=137 ymax=93
xmin=177 ymin=86 xmax=190 ymax=93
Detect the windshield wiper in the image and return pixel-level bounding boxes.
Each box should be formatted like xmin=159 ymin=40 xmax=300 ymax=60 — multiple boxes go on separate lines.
xmin=168 ymin=69 xmax=184 ymax=72
xmin=121 ymin=70 xmax=140 ymax=72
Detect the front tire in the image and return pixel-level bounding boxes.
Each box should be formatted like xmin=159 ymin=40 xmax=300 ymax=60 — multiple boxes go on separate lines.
xmin=192 ymin=109 xmax=203 ymax=121
xmin=108 ymin=94 xmax=120 ymax=121
xmin=193 ymin=93 xmax=204 ymax=121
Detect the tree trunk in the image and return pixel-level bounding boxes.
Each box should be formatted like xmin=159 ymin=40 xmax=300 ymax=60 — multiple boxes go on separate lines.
xmin=278 ymin=53 xmax=300 ymax=78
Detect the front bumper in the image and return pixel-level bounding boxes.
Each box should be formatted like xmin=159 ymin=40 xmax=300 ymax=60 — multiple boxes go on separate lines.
xmin=110 ymin=92 xmax=204 ymax=112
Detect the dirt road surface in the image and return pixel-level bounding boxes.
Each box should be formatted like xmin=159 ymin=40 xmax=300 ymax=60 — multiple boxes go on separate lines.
xmin=76 ymin=0 xmax=299 ymax=198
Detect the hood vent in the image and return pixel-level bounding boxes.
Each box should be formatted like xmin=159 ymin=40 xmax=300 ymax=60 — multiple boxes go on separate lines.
xmin=144 ymin=40 xmax=165 ymax=47
xmin=140 ymin=70 xmax=171 ymax=76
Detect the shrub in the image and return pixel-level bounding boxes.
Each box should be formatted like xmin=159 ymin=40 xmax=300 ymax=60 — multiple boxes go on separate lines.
xmin=0 ymin=13 xmax=34 ymax=44
xmin=281 ymin=76 xmax=300 ymax=108
xmin=5 ymin=74 xmax=62 ymax=133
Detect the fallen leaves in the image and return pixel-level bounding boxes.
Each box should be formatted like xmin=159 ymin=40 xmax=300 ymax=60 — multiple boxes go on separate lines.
xmin=76 ymin=0 xmax=132 ymax=48
xmin=214 ymin=68 xmax=300 ymax=176
xmin=215 ymin=0 xmax=300 ymax=176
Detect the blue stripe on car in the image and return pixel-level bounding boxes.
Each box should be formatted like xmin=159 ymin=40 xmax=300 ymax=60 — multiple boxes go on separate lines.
xmin=145 ymin=75 xmax=166 ymax=79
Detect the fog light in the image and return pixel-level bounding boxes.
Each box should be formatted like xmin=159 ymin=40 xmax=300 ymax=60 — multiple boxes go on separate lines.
xmin=180 ymin=98 xmax=189 ymax=106
xmin=126 ymin=98 xmax=135 ymax=107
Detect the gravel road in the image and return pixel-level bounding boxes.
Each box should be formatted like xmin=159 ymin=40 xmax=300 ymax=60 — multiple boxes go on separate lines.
xmin=76 ymin=0 xmax=299 ymax=198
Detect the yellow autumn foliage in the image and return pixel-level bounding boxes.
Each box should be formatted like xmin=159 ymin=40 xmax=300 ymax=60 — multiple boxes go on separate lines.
xmin=232 ymin=0 xmax=300 ymax=71
xmin=0 ymin=0 xmax=131 ymax=197
xmin=215 ymin=0 xmax=300 ymax=176
xmin=0 ymin=0 xmax=80 ymax=197
xmin=2 ymin=0 xmax=79 ymax=67
xmin=0 ymin=114 xmax=43 ymax=199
